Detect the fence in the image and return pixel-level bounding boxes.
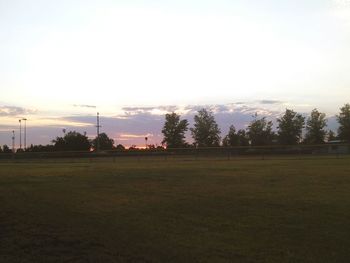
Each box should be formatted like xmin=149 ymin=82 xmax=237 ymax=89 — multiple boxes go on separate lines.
xmin=0 ymin=144 xmax=349 ymax=161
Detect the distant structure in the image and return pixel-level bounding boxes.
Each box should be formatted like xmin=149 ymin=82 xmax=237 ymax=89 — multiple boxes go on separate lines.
xmin=18 ymin=118 xmax=27 ymax=150
xmin=96 ymin=112 xmax=101 ymax=152
xmin=12 ymin=130 xmax=15 ymax=153
xmin=22 ymin=118 xmax=27 ymax=149
xmin=18 ymin=119 xmax=22 ymax=150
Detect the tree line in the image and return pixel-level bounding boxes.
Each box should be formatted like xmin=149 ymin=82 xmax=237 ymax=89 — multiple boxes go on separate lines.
xmin=0 ymin=103 xmax=349 ymax=153
xmin=161 ymin=103 xmax=350 ymax=148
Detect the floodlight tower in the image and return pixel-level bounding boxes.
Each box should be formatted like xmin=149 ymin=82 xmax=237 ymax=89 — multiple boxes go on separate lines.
xmin=18 ymin=119 xmax=22 ymax=150
xmin=22 ymin=118 xmax=27 ymax=149
xmin=96 ymin=112 xmax=101 ymax=152
xmin=12 ymin=130 xmax=15 ymax=153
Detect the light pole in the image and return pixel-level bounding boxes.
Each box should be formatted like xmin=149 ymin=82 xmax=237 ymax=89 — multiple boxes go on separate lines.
xmin=19 ymin=119 xmax=22 ymax=150
xmin=96 ymin=112 xmax=101 ymax=152
xmin=22 ymin=118 xmax=27 ymax=149
xmin=12 ymin=130 xmax=15 ymax=153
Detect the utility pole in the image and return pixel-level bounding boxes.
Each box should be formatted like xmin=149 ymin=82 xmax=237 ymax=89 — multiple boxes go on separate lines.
xmin=12 ymin=130 xmax=15 ymax=153
xmin=96 ymin=112 xmax=101 ymax=152
xmin=19 ymin=119 xmax=22 ymax=150
xmin=22 ymin=118 xmax=27 ymax=149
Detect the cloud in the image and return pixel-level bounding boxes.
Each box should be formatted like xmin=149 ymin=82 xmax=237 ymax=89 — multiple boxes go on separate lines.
xmin=1 ymin=102 xmax=341 ymax=147
xmin=0 ymin=124 xmax=16 ymax=133
xmin=184 ymin=104 xmax=232 ymax=114
xmin=157 ymin=105 xmax=179 ymax=112
xmin=258 ymin=100 xmax=284 ymax=105
xmin=118 ymin=105 xmax=179 ymax=118
xmin=73 ymin=104 xmax=97 ymax=109
xmin=331 ymin=0 xmax=350 ymax=25
xmin=119 ymin=133 xmax=153 ymax=139
xmin=121 ymin=105 xmax=179 ymax=116
xmin=122 ymin=107 xmax=154 ymax=112
xmin=0 ymin=105 xmax=36 ymax=117
xmin=37 ymin=116 xmax=94 ymax=128
xmin=332 ymin=0 xmax=350 ymax=8
xmin=184 ymin=103 xmax=280 ymax=117
xmin=184 ymin=105 xmax=206 ymax=114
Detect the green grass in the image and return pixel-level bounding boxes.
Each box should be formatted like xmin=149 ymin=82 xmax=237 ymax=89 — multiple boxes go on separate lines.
xmin=1 ymin=157 xmax=350 ymax=262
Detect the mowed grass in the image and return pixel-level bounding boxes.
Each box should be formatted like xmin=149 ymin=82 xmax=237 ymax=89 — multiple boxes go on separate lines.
xmin=1 ymin=157 xmax=350 ymax=263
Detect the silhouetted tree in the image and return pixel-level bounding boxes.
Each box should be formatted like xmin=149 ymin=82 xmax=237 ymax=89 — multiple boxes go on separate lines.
xmin=115 ymin=144 xmax=125 ymax=151
xmin=236 ymin=129 xmax=250 ymax=146
xmin=190 ymin=109 xmax=221 ymax=147
xmin=222 ymin=125 xmax=249 ymax=147
xmin=91 ymin=133 xmax=114 ymax=151
xmin=277 ymin=109 xmax=305 ymax=145
xmin=337 ymin=103 xmax=350 ymax=142
xmin=26 ymin=144 xmax=55 ymax=152
xmin=247 ymin=114 xmax=274 ymax=146
xmin=327 ymin=130 xmax=337 ymax=142
xmin=2 ymin=145 xmax=12 ymax=153
xmin=223 ymin=125 xmax=238 ymax=147
xmin=162 ymin=112 xmax=189 ymax=148
xmin=128 ymin=145 xmax=137 ymax=150
xmin=147 ymin=144 xmax=156 ymax=150
xmin=52 ymin=131 xmax=91 ymax=151
xmin=304 ymin=109 xmax=327 ymax=144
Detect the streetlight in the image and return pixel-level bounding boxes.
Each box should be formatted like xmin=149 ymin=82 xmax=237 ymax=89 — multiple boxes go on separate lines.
xmin=12 ymin=130 xmax=15 ymax=153
xmin=22 ymin=118 xmax=27 ymax=149
xmin=19 ymin=119 xmax=22 ymax=150
xmin=96 ymin=112 xmax=101 ymax=152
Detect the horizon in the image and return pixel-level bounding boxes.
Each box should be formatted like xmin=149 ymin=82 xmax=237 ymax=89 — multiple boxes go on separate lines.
xmin=0 ymin=101 xmax=345 ymax=148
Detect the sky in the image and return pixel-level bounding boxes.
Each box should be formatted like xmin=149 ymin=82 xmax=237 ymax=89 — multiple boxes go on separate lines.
xmin=1 ymin=0 xmax=350 ymax=147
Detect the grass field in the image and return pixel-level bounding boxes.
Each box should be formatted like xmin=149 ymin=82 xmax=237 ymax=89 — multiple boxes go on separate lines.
xmin=1 ymin=157 xmax=350 ymax=262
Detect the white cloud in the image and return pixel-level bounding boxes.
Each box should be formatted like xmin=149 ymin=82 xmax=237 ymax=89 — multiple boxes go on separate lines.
xmin=330 ymin=0 xmax=350 ymax=25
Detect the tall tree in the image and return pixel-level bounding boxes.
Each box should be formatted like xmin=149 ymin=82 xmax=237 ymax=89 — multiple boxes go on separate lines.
xmin=236 ymin=129 xmax=250 ymax=146
xmin=337 ymin=103 xmax=350 ymax=142
xmin=277 ymin=109 xmax=305 ymax=145
xmin=223 ymin=125 xmax=249 ymax=147
xmin=190 ymin=109 xmax=221 ymax=147
xmin=304 ymin=109 xmax=327 ymax=144
xmin=247 ymin=114 xmax=274 ymax=146
xmin=115 ymin=144 xmax=125 ymax=151
xmin=91 ymin=132 xmax=114 ymax=150
xmin=2 ymin=145 xmax=12 ymax=153
xmin=52 ymin=131 xmax=91 ymax=151
xmin=162 ymin=113 xmax=189 ymax=148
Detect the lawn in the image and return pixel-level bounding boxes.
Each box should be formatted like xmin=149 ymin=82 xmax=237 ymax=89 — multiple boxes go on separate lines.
xmin=1 ymin=157 xmax=350 ymax=262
